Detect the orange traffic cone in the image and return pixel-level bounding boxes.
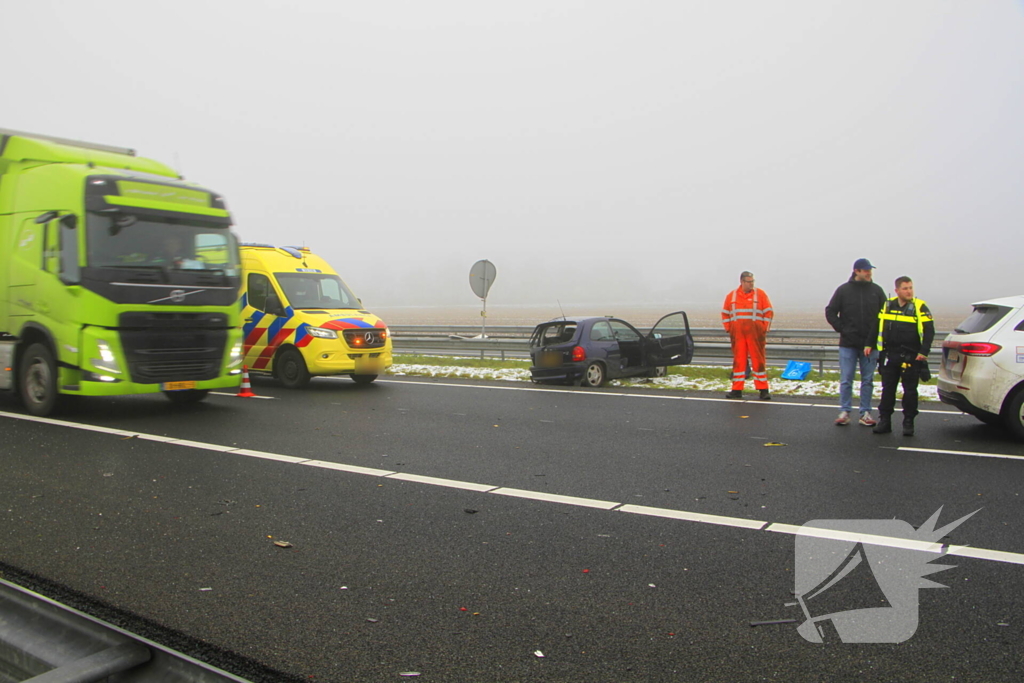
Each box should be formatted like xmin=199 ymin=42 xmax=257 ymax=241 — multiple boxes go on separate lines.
xmin=237 ymin=365 xmax=256 ymax=398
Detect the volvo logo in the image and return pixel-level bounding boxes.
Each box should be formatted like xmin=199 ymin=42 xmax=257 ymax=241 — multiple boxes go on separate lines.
xmin=147 ymin=289 xmax=206 ymax=304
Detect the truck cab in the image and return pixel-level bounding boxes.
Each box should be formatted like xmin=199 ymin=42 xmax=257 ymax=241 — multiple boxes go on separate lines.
xmin=239 ymin=244 xmax=392 ymax=387
xmin=0 ymin=128 xmax=244 ymax=415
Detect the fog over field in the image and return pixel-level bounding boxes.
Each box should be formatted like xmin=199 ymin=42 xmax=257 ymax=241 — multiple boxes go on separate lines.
xmin=5 ymin=1 xmax=1022 ymax=318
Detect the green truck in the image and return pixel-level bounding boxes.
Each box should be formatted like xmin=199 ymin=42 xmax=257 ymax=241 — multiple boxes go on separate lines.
xmin=0 ymin=128 xmax=244 ymax=415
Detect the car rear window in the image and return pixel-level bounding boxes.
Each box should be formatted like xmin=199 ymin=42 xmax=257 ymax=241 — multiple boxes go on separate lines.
xmin=954 ymin=305 xmax=1013 ymax=334
xmin=532 ymin=322 xmax=578 ymax=345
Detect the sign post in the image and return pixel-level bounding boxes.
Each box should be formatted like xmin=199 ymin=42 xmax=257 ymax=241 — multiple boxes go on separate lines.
xmin=468 ymin=259 xmax=497 ymax=338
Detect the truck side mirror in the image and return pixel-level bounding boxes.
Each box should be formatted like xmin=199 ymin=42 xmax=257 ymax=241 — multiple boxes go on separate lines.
xmin=59 ymin=214 xmax=81 ymax=285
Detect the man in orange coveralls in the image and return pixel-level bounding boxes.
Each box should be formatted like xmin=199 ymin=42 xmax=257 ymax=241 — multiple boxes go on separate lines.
xmin=721 ymin=271 xmax=774 ymax=400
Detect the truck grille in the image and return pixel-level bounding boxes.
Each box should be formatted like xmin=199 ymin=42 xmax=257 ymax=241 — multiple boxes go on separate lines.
xmin=118 ymin=312 xmax=228 ymax=384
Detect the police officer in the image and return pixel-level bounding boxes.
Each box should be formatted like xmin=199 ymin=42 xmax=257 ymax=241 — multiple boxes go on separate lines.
xmin=873 ymin=276 xmax=935 ymax=436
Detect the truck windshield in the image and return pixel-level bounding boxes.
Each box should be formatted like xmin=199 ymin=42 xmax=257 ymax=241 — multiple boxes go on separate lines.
xmin=86 ymin=212 xmax=240 ymax=275
xmin=276 ymin=272 xmax=360 ymax=310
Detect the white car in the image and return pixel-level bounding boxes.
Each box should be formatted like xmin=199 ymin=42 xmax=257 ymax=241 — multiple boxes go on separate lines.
xmin=937 ymin=295 xmax=1024 ymax=440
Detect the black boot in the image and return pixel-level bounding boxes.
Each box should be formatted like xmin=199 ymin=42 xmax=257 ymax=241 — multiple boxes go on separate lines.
xmin=903 ymin=416 xmax=915 ymax=437
xmin=725 ymin=390 xmax=742 ymax=399
xmin=759 ymin=389 xmax=772 ymax=401
xmin=873 ymin=415 xmax=892 ymax=434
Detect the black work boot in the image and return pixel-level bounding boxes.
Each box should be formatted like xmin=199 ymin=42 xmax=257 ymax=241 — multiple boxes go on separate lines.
xmin=759 ymin=389 xmax=772 ymax=401
xmin=903 ymin=416 xmax=915 ymax=437
xmin=725 ymin=390 xmax=742 ymax=399
xmin=873 ymin=415 xmax=892 ymax=434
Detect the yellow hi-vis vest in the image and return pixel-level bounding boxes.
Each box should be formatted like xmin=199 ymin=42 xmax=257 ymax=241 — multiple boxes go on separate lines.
xmin=876 ymin=297 xmax=929 ymax=351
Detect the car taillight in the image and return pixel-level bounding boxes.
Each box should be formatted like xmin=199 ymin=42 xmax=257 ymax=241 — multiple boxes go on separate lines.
xmin=571 ymin=345 xmax=586 ymax=362
xmin=958 ymin=342 xmax=1002 ymax=356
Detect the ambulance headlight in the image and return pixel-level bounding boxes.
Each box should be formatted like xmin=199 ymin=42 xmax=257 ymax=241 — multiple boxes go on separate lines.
xmin=91 ymin=340 xmax=122 ymax=374
xmin=306 ymin=326 xmax=338 ymax=339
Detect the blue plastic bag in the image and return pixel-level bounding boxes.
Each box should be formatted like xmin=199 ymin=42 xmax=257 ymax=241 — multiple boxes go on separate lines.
xmin=781 ymin=360 xmax=812 ymax=380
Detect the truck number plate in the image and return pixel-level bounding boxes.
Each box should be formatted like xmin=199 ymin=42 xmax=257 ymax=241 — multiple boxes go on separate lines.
xmin=354 ymin=358 xmax=383 ymax=373
xmin=163 ymin=381 xmax=197 ymax=391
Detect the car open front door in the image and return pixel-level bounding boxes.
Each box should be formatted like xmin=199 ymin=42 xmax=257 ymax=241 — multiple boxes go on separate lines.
xmin=646 ymin=311 xmax=694 ymax=366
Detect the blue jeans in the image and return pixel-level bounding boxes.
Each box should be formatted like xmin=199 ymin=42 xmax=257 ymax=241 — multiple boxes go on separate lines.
xmin=839 ymin=346 xmax=878 ymax=413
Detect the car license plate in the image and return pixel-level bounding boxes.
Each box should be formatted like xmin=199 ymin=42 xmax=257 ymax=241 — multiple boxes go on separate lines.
xmin=162 ymin=381 xmax=197 ymax=391
xmin=355 ymin=357 xmax=383 ymax=373
xmin=539 ymin=351 xmax=562 ymax=368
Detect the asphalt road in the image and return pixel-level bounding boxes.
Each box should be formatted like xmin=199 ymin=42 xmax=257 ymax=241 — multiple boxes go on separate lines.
xmin=1 ymin=377 xmax=1023 ymax=682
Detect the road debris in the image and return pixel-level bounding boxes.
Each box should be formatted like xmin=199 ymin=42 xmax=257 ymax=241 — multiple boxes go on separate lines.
xmin=273 ymin=540 xmax=294 ymax=548
xmin=763 ymin=442 xmax=787 ymax=447
xmin=534 ymin=650 xmax=544 ymax=658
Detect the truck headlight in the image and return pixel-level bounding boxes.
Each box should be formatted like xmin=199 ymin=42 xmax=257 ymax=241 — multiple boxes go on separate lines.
xmin=91 ymin=340 xmax=122 ymax=374
xmin=306 ymin=326 xmax=338 ymax=339
xmin=228 ymin=341 xmax=243 ymax=368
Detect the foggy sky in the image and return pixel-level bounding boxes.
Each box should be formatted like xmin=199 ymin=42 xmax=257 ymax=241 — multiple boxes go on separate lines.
xmin=5 ymin=1 xmax=1023 ymax=315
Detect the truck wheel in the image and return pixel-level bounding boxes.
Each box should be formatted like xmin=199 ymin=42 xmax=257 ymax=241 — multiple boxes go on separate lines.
xmin=276 ymin=348 xmax=311 ymax=389
xmin=352 ymin=374 xmax=377 ymax=385
xmin=1005 ymin=389 xmax=1024 ymax=441
xmin=581 ymin=362 xmax=606 ymax=388
xmin=19 ymin=343 xmax=60 ymax=416
xmin=163 ymin=389 xmax=210 ymax=404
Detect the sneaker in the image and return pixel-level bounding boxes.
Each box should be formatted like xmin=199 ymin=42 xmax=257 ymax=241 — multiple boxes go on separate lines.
xmin=859 ymin=412 xmax=877 ymax=427
xmin=834 ymin=410 xmax=850 ymax=426
xmin=725 ymin=390 xmax=743 ymax=399
xmin=759 ymin=389 xmax=771 ymax=401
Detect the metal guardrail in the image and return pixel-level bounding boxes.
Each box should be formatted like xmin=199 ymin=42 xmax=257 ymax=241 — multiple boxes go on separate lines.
xmin=0 ymin=578 xmax=251 ymax=683
xmin=390 ymin=326 xmax=949 ymax=373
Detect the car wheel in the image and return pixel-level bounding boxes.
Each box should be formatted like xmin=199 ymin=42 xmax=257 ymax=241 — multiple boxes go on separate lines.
xmin=1005 ymin=388 xmax=1024 ymax=441
xmin=581 ymin=362 xmax=606 ymax=388
xmin=19 ymin=343 xmax=61 ymax=416
xmin=163 ymin=389 xmax=210 ymax=404
xmin=352 ymin=374 xmax=377 ymax=385
xmin=646 ymin=366 xmax=668 ymax=378
xmin=276 ymin=348 xmax=311 ymax=389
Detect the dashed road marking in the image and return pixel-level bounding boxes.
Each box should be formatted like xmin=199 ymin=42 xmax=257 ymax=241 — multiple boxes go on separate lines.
xmin=3 ymin=408 xmax=1022 ymax=566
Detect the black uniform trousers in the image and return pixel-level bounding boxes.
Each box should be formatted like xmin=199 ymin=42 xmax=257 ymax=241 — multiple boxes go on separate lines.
xmin=878 ymin=358 xmax=920 ymax=419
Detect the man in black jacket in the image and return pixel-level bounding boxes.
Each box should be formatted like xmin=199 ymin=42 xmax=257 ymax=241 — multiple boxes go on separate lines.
xmin=873 ymin=276 xmax=935 ymax=436
xmin=825 ymin=258 xmax=888 ymax=427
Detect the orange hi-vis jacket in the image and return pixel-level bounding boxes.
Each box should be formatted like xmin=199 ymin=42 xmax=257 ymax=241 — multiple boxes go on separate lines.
xmin=721 ymin=287 xmax=774 ymax=390
xmin=721 ymin=287 xmax=774 ymax=335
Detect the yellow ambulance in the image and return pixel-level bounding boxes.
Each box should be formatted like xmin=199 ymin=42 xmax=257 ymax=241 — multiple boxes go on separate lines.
xmin=239 ymin=244 xmax=392 ymax=387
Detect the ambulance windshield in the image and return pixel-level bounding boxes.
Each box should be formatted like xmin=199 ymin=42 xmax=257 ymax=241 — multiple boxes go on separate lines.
xmin=276 ymin=272 xmax=360 ymax=310
xmin=86 ymin=211 xmax=240 ymax=275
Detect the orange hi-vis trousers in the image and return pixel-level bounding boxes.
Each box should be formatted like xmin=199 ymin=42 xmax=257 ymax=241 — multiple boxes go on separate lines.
xmin=729 ymin=323 xmax=768 ymax=390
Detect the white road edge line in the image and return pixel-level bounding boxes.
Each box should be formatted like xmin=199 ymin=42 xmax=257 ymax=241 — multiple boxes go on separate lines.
xmin=374 ymin=379 xmax=956 ymax=414
xmin=899 ymin=446 xmax=1024 ymax=461
xmin=4 ymin=409 xmax=1023 ymax=566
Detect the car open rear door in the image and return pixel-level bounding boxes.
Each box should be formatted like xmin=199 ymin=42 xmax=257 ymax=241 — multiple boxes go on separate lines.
xmin=645 ymin=311 xmax=694 ymax=366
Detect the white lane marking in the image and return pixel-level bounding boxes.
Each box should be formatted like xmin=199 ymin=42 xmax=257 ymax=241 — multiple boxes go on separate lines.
xmin=387 ymin=473 xmax=498 ymax=492
xmin=230 ymin=448 xmax=309 ymax=464
xmin=947 ymin=546 xmax=1024 ymax=566
xmin=490 ymin=488 xmax=620 ymax=510
xmin=899 ymin=446 xmax=1024 ymax=461
xmin=301 ymin=460 xmax=395 ymax=476
xmin=375 ymin=379 xmax=958 ymax=414
xmin=765 ymin=523 xmax=945 ymax=554
xmin=619 ymin=504 xmax=766 ymax=530
xmin=4 ymin=409 xmax=1024 ymax=566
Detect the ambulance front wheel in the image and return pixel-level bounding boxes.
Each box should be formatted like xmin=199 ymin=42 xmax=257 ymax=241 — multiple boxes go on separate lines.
xmin=276 ymin=348 xmax=311 ymax=389
xmin=352 ymin=374 xmax=377 ymax=385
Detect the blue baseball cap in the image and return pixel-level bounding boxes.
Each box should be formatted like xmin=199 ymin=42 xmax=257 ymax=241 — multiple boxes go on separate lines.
xmin=853 ymin=258 xmax=875 ymax=270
